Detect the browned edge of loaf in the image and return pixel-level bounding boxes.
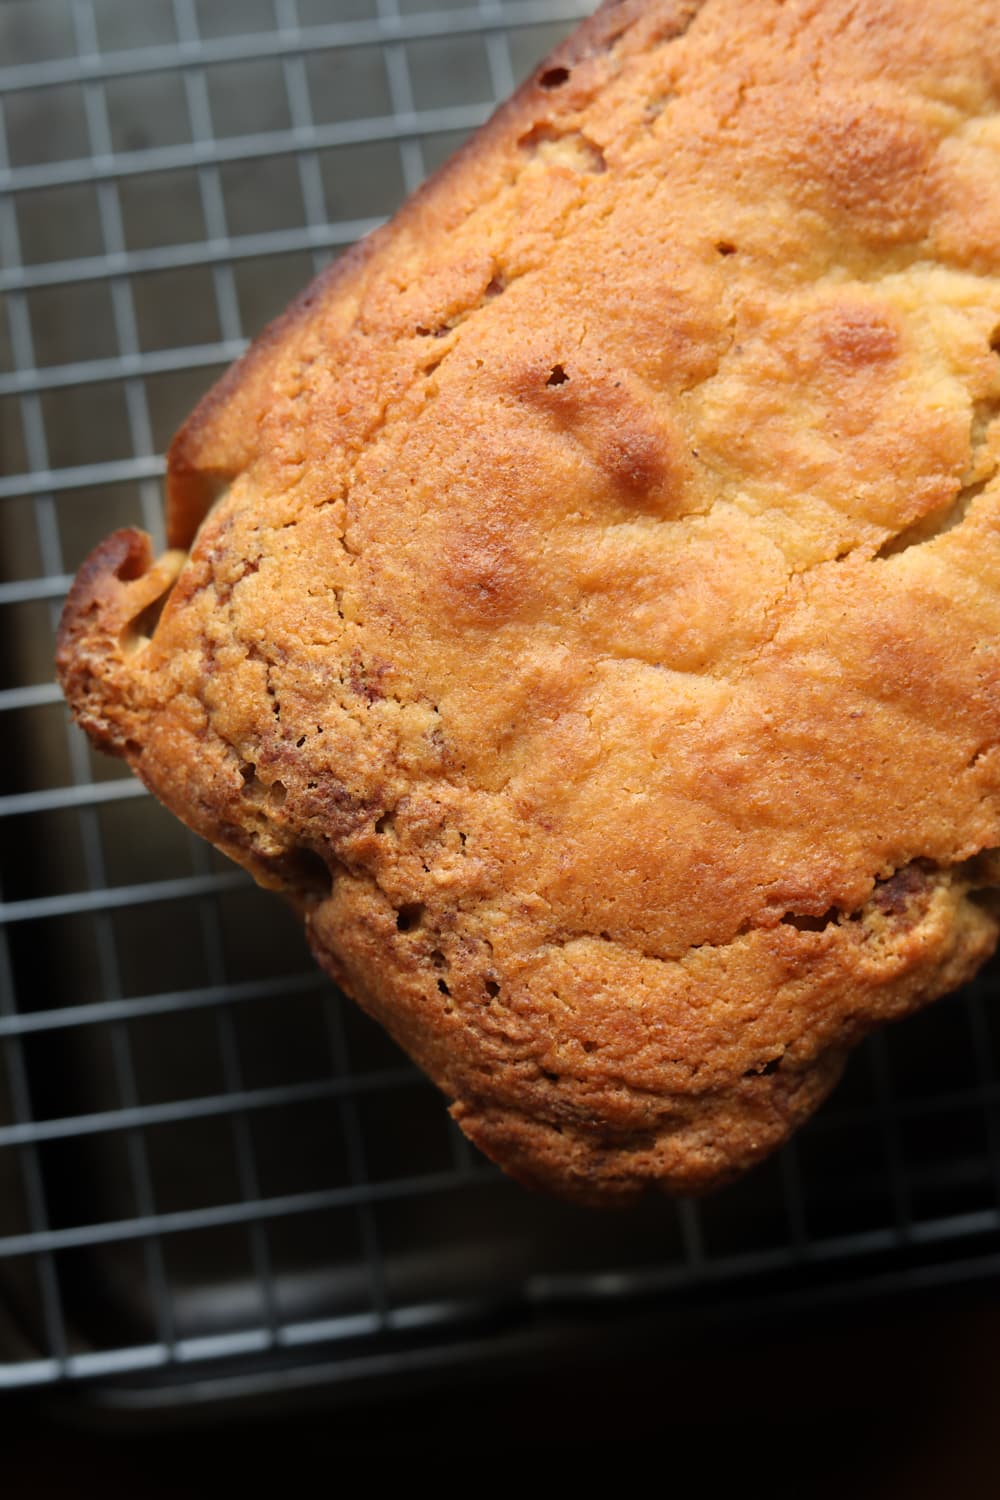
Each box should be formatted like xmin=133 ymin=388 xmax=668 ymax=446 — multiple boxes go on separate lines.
xmin=55 ymin=529 xmax=184 ymax=758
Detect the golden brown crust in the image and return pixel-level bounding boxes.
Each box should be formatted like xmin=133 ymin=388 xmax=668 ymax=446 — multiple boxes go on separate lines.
xmin=58 ymin=0 xmax=1000 ymax=1203
xmin=164 ymin=0 xmax=706 ymax=553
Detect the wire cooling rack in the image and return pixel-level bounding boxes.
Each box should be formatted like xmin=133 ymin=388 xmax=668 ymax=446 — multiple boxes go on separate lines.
xmin=3 ymin=0 xmax=1000 ymax=1409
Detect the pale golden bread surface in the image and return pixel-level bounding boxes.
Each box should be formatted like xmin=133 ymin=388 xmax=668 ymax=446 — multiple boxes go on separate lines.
xmin=58 ymin=0 xmax=1000 ymax=1203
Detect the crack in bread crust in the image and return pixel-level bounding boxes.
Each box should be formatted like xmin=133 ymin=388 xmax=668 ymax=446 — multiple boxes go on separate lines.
xmin=58 ymin=0 xmax=1000 ymax=1204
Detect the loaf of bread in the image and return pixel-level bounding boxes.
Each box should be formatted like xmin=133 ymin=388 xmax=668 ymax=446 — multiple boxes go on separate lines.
xmin=57 ymin=0 xmax=1000 ymax=1203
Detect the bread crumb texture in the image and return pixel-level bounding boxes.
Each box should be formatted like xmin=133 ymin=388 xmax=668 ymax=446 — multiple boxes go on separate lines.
xmin=58 ymin=0 xmax=1000 ymax=1203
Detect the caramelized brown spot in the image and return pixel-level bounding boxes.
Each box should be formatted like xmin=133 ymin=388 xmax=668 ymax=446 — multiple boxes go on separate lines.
xmin=512 ymin=360 xmax=678 ymax=511
xmin=348 ymin=651 xmax=388 ymax=702
xmin=806 ymin=102 xmax=937 ymax=245
xmin=871 ymin=863 xmax=931 ymax=919
xmin=600 ymin=427 xmax=670 ymax=497
xmin=442 ymin=521 xmax=532 ymax=626
xmin=820 ymin=305 xmax=900 ymax=368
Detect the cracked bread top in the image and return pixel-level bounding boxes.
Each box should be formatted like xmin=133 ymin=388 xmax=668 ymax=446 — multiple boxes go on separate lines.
xmin=58 ymin=0 xmax=1000 ymax=1202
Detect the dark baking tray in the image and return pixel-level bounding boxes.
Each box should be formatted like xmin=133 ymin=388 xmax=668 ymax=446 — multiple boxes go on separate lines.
xmin=3 ymin=0 xmax=1000 ymax=1413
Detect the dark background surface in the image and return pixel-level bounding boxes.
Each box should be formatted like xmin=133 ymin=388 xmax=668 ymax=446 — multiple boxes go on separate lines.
xmin=5 ymin=1287 xmax=1000 ymax=1492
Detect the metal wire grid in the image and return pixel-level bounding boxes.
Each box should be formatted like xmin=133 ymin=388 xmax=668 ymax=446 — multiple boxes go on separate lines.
xmin=2 ymin=0 xmax=1000 ymax=1400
